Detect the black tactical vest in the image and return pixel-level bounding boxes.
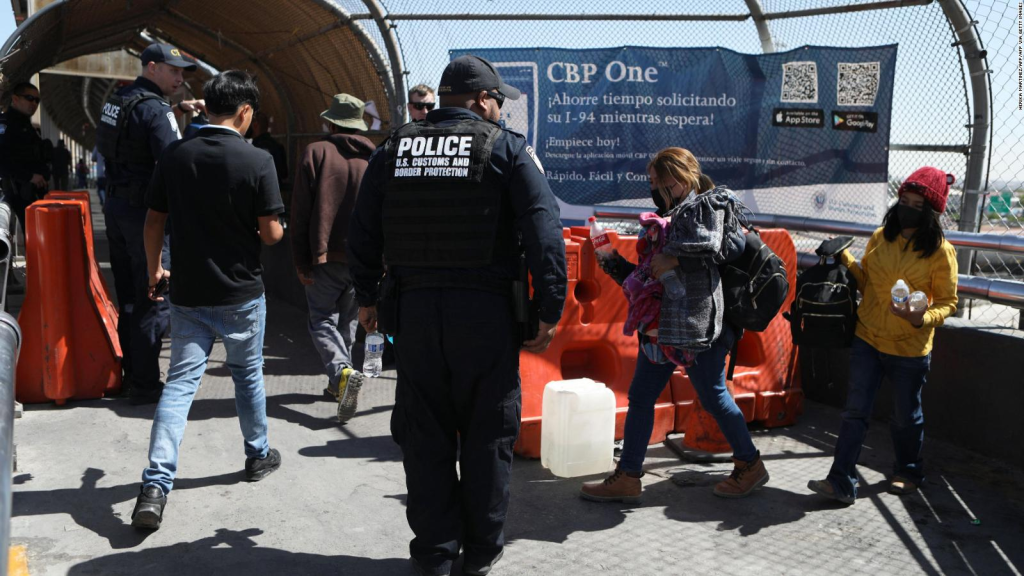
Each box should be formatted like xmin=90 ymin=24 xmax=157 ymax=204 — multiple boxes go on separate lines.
xmin=96 ymin=90 xmax=164 ymax=165
xmin=382 ymin=119 xmax=506 ymax=268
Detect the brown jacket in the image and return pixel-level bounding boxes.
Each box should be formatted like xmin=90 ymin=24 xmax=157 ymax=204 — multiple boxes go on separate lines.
xmin=291 ymin=133 xmax=376 ymax=272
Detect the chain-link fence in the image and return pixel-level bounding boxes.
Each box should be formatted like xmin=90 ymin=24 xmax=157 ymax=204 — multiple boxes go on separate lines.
xmin=963 ymin=0 xmax=1023 ymax=327
xmin=364 ymin=0 xmax=1021 ymax=328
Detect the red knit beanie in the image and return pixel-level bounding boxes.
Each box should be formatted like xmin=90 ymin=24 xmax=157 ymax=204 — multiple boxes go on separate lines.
xmin=899 ymin=166 xmax=954 ymax=214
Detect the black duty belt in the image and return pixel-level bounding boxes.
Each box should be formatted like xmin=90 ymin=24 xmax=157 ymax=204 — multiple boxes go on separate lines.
xmin=398 ymin=273 xmax=512 ymax=297
xmin=107 ymin=185 xmax=132 ymax=199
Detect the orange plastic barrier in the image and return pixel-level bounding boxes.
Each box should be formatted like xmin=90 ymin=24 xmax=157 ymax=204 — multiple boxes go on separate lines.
xmin=45 ymin=191 xmax=118 ymax=312
xmin=515 ymin=226 xmax=802 ymax=458
xmin=16 ymin=197 xmax=122 ymax=404
xmin=515 ymin=227 xmax=676 ymax=458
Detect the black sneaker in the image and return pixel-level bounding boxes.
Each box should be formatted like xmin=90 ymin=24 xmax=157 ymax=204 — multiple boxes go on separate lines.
xmin=128 ymin=386 xmax=163 ymax=406
xmin=409 ymin=558 xmax=450 ymax=576
xmin=130 ymin=485 xmax=166 ymax=530
xmin=245 ymin=448 xmax=281 ymax=482
xmin=464 ymin=549 xmax=504 ymax=576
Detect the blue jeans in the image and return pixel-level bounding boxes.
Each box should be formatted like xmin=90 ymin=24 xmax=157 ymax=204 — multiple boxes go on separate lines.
xmin=827 ymin=336 xmax=930 ymax=499
xmin=619 ymin=324 xmax=758 ymax=472
xmin=142 ymin=295 xmax=270 ymax=495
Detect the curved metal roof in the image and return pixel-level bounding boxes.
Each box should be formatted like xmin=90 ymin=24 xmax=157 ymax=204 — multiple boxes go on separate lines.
xmin=1 ymin=0 xmax=399 ymax=157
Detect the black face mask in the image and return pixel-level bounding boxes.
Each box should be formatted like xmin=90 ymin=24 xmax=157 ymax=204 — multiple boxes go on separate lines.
xmin=897 ymin=205 xmax=923 ymax=229
xmin=650 ymin=187 xmax=668 ymax=217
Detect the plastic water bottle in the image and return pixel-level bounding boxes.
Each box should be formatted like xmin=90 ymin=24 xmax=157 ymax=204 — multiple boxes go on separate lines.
xmin=908 ymin=291 xmax=928 ymax=313
xmin=588 ymin=216 xmax=613 ymax=262
xmin=660 ymin=269 xmax=685 ymax=300
xmin=363 ymin=332 xmax=385 ymax=378
xmin=891 ymin=279 xmax=910 ymax=310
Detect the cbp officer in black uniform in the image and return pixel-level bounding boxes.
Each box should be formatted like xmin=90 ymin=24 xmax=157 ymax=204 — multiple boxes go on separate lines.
xmin=0 ymin=81 xmax=50 ymax=230
xmin=348 ymin=55 xmax=567 ymax=576
xmin=96 ymin=43 xmax=205 ymax=405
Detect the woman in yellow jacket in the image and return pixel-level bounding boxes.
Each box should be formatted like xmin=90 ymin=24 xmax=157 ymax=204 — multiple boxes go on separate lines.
xmin=809 ymin=166 xmax=959 ymax=505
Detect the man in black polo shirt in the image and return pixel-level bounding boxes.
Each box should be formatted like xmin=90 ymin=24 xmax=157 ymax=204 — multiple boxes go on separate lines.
xmin=130 ymin=71 xmax=285 ymax=530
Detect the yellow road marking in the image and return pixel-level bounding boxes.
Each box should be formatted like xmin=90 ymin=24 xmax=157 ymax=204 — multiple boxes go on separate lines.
xmin=8 ymin=545 xmax=29 ymax=576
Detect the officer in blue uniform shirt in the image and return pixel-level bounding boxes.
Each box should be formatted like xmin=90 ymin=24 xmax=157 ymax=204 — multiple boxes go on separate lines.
xmin=0 ymin=81 xmax=50 ymax=231
xmin=348 ymin=55 xmax=567 ymax=576
xmin=96 ymin=43 xmax=205 ymax=405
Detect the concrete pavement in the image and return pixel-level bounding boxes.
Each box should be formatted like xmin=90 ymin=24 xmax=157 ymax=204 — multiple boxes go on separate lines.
xmin=9 ymin=298 xmax=1024 ymax=575
xmin=6 ymin=192 xmax=1024 ymax=575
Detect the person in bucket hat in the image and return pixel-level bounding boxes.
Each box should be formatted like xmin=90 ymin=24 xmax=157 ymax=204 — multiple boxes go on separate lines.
xmin=293 ymin=94 xmax=376 ymax=422
xmin=321 ymin=93 xmax=369 ymax=131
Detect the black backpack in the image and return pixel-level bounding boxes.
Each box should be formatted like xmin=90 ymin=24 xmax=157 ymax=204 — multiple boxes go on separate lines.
xmin=720 ymin=230 xmax=790 ymax=333
xmin=784 ymin=237 xmax=859 ymax=348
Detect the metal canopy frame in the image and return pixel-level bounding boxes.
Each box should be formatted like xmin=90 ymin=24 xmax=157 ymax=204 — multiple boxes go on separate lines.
xmin=2 ymin=0 xmax=989 ymax=212
xmin=0 ymin=0 xmax=399 ymax=171
xmin=159 ymin=7 xmax=298 ymax=170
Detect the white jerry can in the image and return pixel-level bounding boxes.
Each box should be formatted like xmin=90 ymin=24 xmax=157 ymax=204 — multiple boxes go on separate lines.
xmin=540 ymin=378 xmax=616 ymax=478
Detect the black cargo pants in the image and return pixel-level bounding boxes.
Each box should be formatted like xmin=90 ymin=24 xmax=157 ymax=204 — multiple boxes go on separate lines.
xmin=391 ymin=287 xmax=521 ymax=575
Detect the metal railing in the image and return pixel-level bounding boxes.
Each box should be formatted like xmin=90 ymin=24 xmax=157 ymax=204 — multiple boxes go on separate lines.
xmin=745 ymin=214 xmax=1024 ymax=256
xmin=791 ymin=252 xmax=1024 ymax=309
xmin=0 ymin=202 xmax=13 ymax=312
xmin=0 ymin=199 xmax=19 ymax=570
xmin=0 ymin=311 xmax=21 ymax=575
xmin=594 ymin=206 xmax=1024 ymax=311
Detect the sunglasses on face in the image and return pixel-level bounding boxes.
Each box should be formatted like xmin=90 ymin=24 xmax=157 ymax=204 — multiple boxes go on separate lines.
xmin=409 ymin=102 xmax=434 ymax=111
xmin=485 ymin=90 xmax=505 ymax=109
xmin=17 ymin=94 xmax=40 ymax=104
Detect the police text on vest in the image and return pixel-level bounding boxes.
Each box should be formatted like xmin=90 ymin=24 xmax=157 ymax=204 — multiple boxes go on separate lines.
xmin=393 ymin=135 xmax=474 ymax=178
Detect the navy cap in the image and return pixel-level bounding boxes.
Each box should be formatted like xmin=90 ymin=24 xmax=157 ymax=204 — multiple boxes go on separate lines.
xmin=438 ymin=55 xmax=521 ymax=100
xmin=141 ymin=43 xmax=198 ymax=71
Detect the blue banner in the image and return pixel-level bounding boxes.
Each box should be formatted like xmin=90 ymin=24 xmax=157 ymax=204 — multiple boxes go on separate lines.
xmin=451 ymin=45 xmax=897 ymax=223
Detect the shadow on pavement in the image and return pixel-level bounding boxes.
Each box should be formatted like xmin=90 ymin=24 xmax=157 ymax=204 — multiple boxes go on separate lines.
xmin=12 ymin=468 xmax=245 ymax=549
xmin=29 ymin=393 xmax=356 ymax=432
xmin=503 ymin=417 xmax=1023 ymax=576
xmin=503 ymin=458 xmax=631 ymax=544
xmin=297 ymin=428 xmax=402 ymax=463
xmin=65 ymin=528 xmax=411 ymax=576
xmin=885 ymin=462 xmax=1024 ymax=575
xmin=767 ymin=407 xmax=1024 ymax=575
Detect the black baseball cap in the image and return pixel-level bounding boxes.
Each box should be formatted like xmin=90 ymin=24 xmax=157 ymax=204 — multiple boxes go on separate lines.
xmin=141 ymin=43 xmax=198 ymax=71
xmin=438 ymin=55 xmax=521 ymax=100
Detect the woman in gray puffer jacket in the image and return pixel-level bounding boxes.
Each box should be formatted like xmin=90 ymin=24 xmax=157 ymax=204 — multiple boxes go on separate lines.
xmin=581 ymin=147 xmax=768 ymax=504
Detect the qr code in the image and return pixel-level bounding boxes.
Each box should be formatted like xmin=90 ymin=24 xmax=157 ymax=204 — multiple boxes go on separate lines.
xmin=837 ymin=62 xmax=880 ymax=106
xmin=781 ymin=61 xmax=818 ymax=103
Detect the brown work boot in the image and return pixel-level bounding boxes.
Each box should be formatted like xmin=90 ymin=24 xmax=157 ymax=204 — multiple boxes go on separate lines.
xmin=713 ymin=452 xmax=769 ymax=498
xmin=579 ymin=468 xmax=642 ymax=503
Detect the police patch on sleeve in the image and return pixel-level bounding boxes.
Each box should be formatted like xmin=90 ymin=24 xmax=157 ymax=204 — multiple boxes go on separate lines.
xmin=392 ymin=134 xmax=474 ymax=179
xmin=525 ymin=145 xmax=544 ymax=175
xmin=166 ymin=111 xmax=181 ymax=136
